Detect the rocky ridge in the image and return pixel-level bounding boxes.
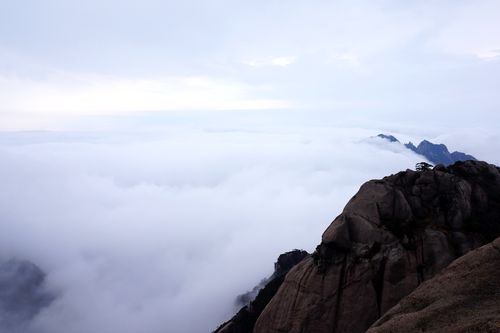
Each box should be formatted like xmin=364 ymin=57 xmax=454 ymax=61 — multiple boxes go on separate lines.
xmin=367 ymin=236 xmax=500 ymax=333
xmin=376 ymin=134 xmax=476 ymax=166
xmin=215 ymin=250 xmax=308 ymax=333
xmin=237 ymin=160 xmax=500 ymax=333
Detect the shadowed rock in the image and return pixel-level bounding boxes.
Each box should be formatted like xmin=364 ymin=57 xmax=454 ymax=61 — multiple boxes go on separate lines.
xmin=252 ymin=160 xmax=500 ymax=333
xmin=367 ymin=236 xmax=500 ymax=333
xmin=214 ymin=250 xmax=308 ymax=333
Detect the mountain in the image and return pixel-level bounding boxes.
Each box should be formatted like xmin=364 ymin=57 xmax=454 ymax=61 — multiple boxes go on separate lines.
xmin=367 ymin=236 xmax=500 ymax=332
xmin=215 ymin=250 xmax=308 ymax=333
xmin=217 ymin=160 xmax=500 ymax=333
xmin=376 ymin=134 xmax=477 ymax=166
xmin=376 ymin=134 xmax=399 ymax=143
xmin=0 ymin=259 xmax=54 ymax=330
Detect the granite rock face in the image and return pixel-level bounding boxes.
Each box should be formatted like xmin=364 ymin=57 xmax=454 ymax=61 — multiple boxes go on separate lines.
xmin=253 ymin=160 xmax=500 ymax=333
xmin=367 ymin=236 xmax=500 ymax=333
xmin=214 ymin=250 xmax=308 ymax=333
xmin=234 ymin=250 xmax=310 ymax=308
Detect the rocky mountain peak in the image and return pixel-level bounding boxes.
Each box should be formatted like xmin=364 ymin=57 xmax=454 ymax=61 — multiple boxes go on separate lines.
xmin=250 ymin=160 xmax=500 ymax=333
xmin=376 ymin=134 xmax=476 ymax=166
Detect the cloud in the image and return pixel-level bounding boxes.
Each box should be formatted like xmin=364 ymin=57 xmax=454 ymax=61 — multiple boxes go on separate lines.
xmin=327 ymin=51 xmax=360 ymax=66
xmin=475 ymin=49 xmax=500 ymax=61
xmin=434 ymin=0 xmax=500 ymax=60
xmin=242 ymin=57 xmax=296 ymax=67
xmin=0 ymin=121 xmax=430 ymax=333
xmin=0 ymin=74 xmax=292 ymax=116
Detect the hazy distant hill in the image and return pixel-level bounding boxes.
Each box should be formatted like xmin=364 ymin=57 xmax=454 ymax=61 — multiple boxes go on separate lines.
xmin=377 ymin=134 xmax=476 ymax=165
xmin=0 ymin=259 xmax=54 ymax=330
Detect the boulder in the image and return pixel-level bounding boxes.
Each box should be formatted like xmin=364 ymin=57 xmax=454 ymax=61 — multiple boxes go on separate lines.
xmin=367 ymin=237 xmax=500 ymax=333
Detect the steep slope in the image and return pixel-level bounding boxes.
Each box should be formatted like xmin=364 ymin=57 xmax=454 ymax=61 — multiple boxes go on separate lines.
xmin=253 ymin=160 xmax=500 ymax=333
xmin=367 ymin=236 xmax=500 ymax=333
xmin=214 ymin=250 xmax=308 ymax=333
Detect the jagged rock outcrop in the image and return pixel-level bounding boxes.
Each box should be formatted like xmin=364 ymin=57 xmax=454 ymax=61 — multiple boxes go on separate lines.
xmin=376 ymin=134 xmax=476 ymax=166
xmin=235 ymin=250 xmax=310 ymax=308
xmin=215 ymin=250 xmax=308 ymax=333
xmin=376 ymin=134 xmax=399 ymax=143
xmin=253 ymin=160 xmax=500 ymax=333
xmin=367 ymin=236 xmax=500 ymax=333
xmin=0 ymin=259 xmax=54 ymax=330
xmin=405 ymin=140 xmax=476 ymax=166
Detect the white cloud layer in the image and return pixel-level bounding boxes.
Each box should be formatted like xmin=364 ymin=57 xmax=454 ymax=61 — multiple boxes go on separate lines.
xmin=0 ymin=74 xmax=292 ymax=115
xmin=242 ymin=57 xmax=296 ymax=67
xmin=0 ymin=122 xmax=432 ymax=333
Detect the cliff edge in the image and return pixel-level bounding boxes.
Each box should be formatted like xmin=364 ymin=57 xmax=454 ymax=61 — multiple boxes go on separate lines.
xmin=252 ymin=160 xmax=500 ymax=333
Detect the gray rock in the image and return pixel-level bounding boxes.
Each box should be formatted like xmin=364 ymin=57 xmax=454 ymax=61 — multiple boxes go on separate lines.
xmin=253 ymin=161 xmax=500 ymax=333
xmin=214 ymin=250 xmax=308 ymax=333
xmin=367 ymin=237 xmax=500 ymax=333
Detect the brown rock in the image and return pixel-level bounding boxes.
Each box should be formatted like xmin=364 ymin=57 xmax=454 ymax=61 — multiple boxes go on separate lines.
xmin=253 ymin=161 xmax=500 ymax=333
xmin=367 ymin=237 xmax=500 ymax=333
xmin=214 ymin=250 xmax=308 ymax=333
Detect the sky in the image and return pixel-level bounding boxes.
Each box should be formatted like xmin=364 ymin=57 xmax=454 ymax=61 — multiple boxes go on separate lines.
xmin=1 ymin=1 xmax=500 ymax=333
xmin=0 ymin=0 xmax=500 ymax=130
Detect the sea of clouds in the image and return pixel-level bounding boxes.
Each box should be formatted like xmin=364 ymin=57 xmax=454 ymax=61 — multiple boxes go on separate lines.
xmin=0 ymin=116 xmax=493 ymax=333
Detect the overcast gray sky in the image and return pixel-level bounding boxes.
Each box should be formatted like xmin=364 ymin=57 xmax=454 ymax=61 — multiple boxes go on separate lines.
xmin=1 ymin=0 xmax=499 ymax=130
xmin=1 ymin=2 xmax=500 ymax=332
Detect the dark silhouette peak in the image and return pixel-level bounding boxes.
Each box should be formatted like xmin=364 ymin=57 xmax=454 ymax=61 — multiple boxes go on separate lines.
xmin=273 ymin=250 xmax=308 ymax=277
xmin=417 ymin=139 xmax=446 ymax=149
xmin=376 ymin=134 xmax=399 ymax=143
xmin=215 ymin=250 xmax=308 ymax=333
xmin=376 ymin=134 xmax=476 ymax=166
xmin=404 ymin=142 xmax=416 ymax=150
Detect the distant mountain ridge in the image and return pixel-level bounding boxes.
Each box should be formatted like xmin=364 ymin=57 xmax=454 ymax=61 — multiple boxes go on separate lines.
xmin=377 ymin=134 xmax=476 ymax=166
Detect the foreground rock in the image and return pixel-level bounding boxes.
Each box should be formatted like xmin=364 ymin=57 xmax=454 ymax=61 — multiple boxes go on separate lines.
xmin=0 ymin=259 xmax=54 ymax=330
xmin=367 ymin=236 xmax=500 ymax=333
xmin=253 ymin=160 xmax=500 ymax=333
xmin=214 ymin=250 xmax=308 ymax=333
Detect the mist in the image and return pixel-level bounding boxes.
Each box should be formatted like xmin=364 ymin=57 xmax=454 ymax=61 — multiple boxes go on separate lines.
xmin=0 ymin=117 xmax=452 ymax=333
xmin=1 ymin=0 xmax=499 ymax=331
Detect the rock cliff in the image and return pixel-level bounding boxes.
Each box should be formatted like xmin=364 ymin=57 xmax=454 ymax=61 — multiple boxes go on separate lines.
xmin=251 ymin=160 xmax=500 ymax=333
xmin=215 ymin=250 xmax=308 ymax=333
xmin=367 ymin=236 xmax=500 ymax=333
